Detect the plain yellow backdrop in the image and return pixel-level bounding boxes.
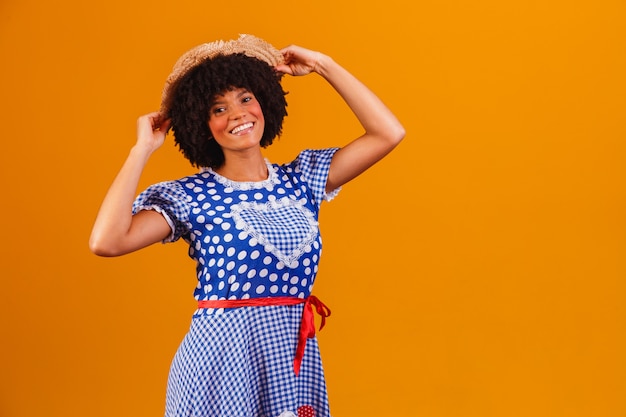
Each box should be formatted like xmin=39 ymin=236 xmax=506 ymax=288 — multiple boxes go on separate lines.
xmin=1 ymin=0 xmax=624 ymax=416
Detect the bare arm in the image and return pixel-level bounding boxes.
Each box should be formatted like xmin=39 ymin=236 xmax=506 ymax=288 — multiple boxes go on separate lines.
xmin=89 ymin=112 xmax=172 ymax=257
xmin=276 ymin=46 xmax=406 ymax=192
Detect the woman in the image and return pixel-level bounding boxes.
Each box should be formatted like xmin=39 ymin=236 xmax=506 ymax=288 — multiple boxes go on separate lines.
xmin=90 ymin=34 xmax=404 ymax=417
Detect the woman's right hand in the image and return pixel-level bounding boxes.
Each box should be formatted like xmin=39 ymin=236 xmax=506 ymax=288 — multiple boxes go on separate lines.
xmin=136 ymin=112 xmax=172 ymax=154
xmin=89 ymin=111 xmax=173 ymax=256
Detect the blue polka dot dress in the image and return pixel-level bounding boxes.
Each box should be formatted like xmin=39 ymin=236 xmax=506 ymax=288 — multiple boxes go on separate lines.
xmin=132 ymin=148 xmax=340 ymax=417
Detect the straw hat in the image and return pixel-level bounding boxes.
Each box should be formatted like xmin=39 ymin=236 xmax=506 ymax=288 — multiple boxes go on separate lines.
xmin=160 ymin=34 xmax=284 ymax=116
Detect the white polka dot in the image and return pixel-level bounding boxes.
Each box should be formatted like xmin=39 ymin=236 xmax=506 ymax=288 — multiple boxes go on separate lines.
xmin=282 ymin=272 xmax=290 ymax=281
xmin=290 ymin=276 xmax=299 ymax=285
xmin=227 ymin=248 xmax=236 ymax=257
xmin=226 ymin=261 xmax=235 ymax=271
xmin=259 ymin=269 xmax=268 ymax=278
xmin=218 ymin=281 xmax=225 ymax=290
xmin=238 ymin=264 xmax=248 ymax=274
xmin=289 ymin=287 xmax=298 ymax=295
xmin=301 ymin=278 xmax=308 ymax=287
xmin=247 ymin=269 xmax=257 ymax=279
xmin=254 ymin=192 xmax=263 ymax=200
xmin=255 ymin=285 xmax=265 ymax=294
xmin=212 ymin=236 xmax=220 ymax=244
xmin=250 ymin=250 xmax=260 ymax=260
xmin=282 ymin=285 xmax=288 ymax=293
xmin=216 ymin=245 xmax=224 ymax=254
xmin=230 ymin=282 xmax=240 ymax=291
xmin=242 ymin=283 xmax=251 ymax=291
xmin=221 ymin=223 xmax=231 ymax=231
xmin=269 ymin=273 xmax=278 ymax=282
xmin=237 ymin=251 xmax=247 ymax=260
xmin=270 ymin=285 xmax=278 ymax=294
xmin=263 ymin=256 xmax=272 ymax=265
xmin=228 ymin=275 xmax=236 ymax=284
xmin=224 ymin=233 xmax=233 ymax=242
xmin=305 ymin=267 xmax=311 ymax=275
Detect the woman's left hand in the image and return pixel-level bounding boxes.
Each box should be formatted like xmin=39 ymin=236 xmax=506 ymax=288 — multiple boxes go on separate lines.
xmin=275 ymin=45 xmax=324 ymax=76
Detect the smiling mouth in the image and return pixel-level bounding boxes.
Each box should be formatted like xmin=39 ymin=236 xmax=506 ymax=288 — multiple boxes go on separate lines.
xmin=230 ymin=122 xmax=254 ymax=134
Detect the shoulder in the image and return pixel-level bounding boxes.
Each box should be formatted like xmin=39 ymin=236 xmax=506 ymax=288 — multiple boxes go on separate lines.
xmin=278 ymin=148 xmax=340 ymax=171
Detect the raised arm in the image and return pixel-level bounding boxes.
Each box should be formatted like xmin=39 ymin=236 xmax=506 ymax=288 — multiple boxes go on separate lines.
xmin=276 ymin=45 xmax=406 ymax=192
xmin=89 ymin=112 xmax=172 ymax=257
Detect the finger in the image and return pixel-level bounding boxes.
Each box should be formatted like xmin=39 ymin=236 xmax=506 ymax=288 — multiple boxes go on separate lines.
xmin=274 ymin=64 xmax=293 ymax=75
xmin=159 ymin=118 xmax=172 ymax=134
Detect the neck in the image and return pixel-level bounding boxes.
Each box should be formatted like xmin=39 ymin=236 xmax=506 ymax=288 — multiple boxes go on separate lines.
xmin=215 ymin=153 xmax=268 ymax=182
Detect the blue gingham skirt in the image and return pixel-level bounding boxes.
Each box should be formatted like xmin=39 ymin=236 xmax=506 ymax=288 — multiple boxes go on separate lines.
xmin=165 ymin=304 xmax=330 ymax=417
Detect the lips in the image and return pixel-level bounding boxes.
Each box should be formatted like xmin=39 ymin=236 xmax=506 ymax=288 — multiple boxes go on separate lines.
xmin=230 ymin=122 xmax=254 ymax=135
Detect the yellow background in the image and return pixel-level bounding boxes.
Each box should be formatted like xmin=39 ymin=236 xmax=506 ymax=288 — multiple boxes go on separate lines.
xmin=1 ymin=0 xmax=624 ymax=416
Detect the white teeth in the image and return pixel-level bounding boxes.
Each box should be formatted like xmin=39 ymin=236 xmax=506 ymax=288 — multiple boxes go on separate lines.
xmin=231 ymin=122 xmax=253 ymax=134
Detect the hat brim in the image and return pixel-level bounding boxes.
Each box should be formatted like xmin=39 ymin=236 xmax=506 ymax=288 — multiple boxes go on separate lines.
xmin=160 ymin=34 xmax=284 ymax=116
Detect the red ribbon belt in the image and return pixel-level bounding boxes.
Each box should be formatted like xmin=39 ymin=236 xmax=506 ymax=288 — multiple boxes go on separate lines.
xmin=197 ymin=295 xmax=331 ymax=376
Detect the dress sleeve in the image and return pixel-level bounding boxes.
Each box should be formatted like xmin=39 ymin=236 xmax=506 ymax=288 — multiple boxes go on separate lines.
xmin=295 ymin=148 xmax=341 ymax=207
xmin=132 ymin=180 xmax=191 ymax=243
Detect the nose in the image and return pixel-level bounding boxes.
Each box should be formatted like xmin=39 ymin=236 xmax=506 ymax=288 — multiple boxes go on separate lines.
xmin=230 ymin=103 xmax=247 ymax=120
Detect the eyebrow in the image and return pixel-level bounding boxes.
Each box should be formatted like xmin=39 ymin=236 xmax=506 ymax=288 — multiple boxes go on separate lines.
xmin=211 ymin=88 xmax=250 ymax=106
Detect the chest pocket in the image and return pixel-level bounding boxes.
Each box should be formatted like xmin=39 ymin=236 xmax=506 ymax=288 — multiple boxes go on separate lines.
xmin=231 ymin=198 xmax=319 ymax=267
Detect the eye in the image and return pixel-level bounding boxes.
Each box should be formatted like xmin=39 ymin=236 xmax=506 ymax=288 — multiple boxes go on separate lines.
xmin=242 ymin=96 xmax=253 ymax=104
xmin=211 ymin=106 xmax=226 ymax=115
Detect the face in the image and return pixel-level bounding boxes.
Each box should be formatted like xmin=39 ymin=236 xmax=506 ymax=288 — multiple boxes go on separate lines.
xmin=208 ymin=87 xmax=265 ymax=154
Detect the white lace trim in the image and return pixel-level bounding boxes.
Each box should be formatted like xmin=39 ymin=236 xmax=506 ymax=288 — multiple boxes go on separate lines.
xmin=231 ymin=197 xmax=319 ymax=267
xmin=199 ymin=160 xmax=280 ymax=191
